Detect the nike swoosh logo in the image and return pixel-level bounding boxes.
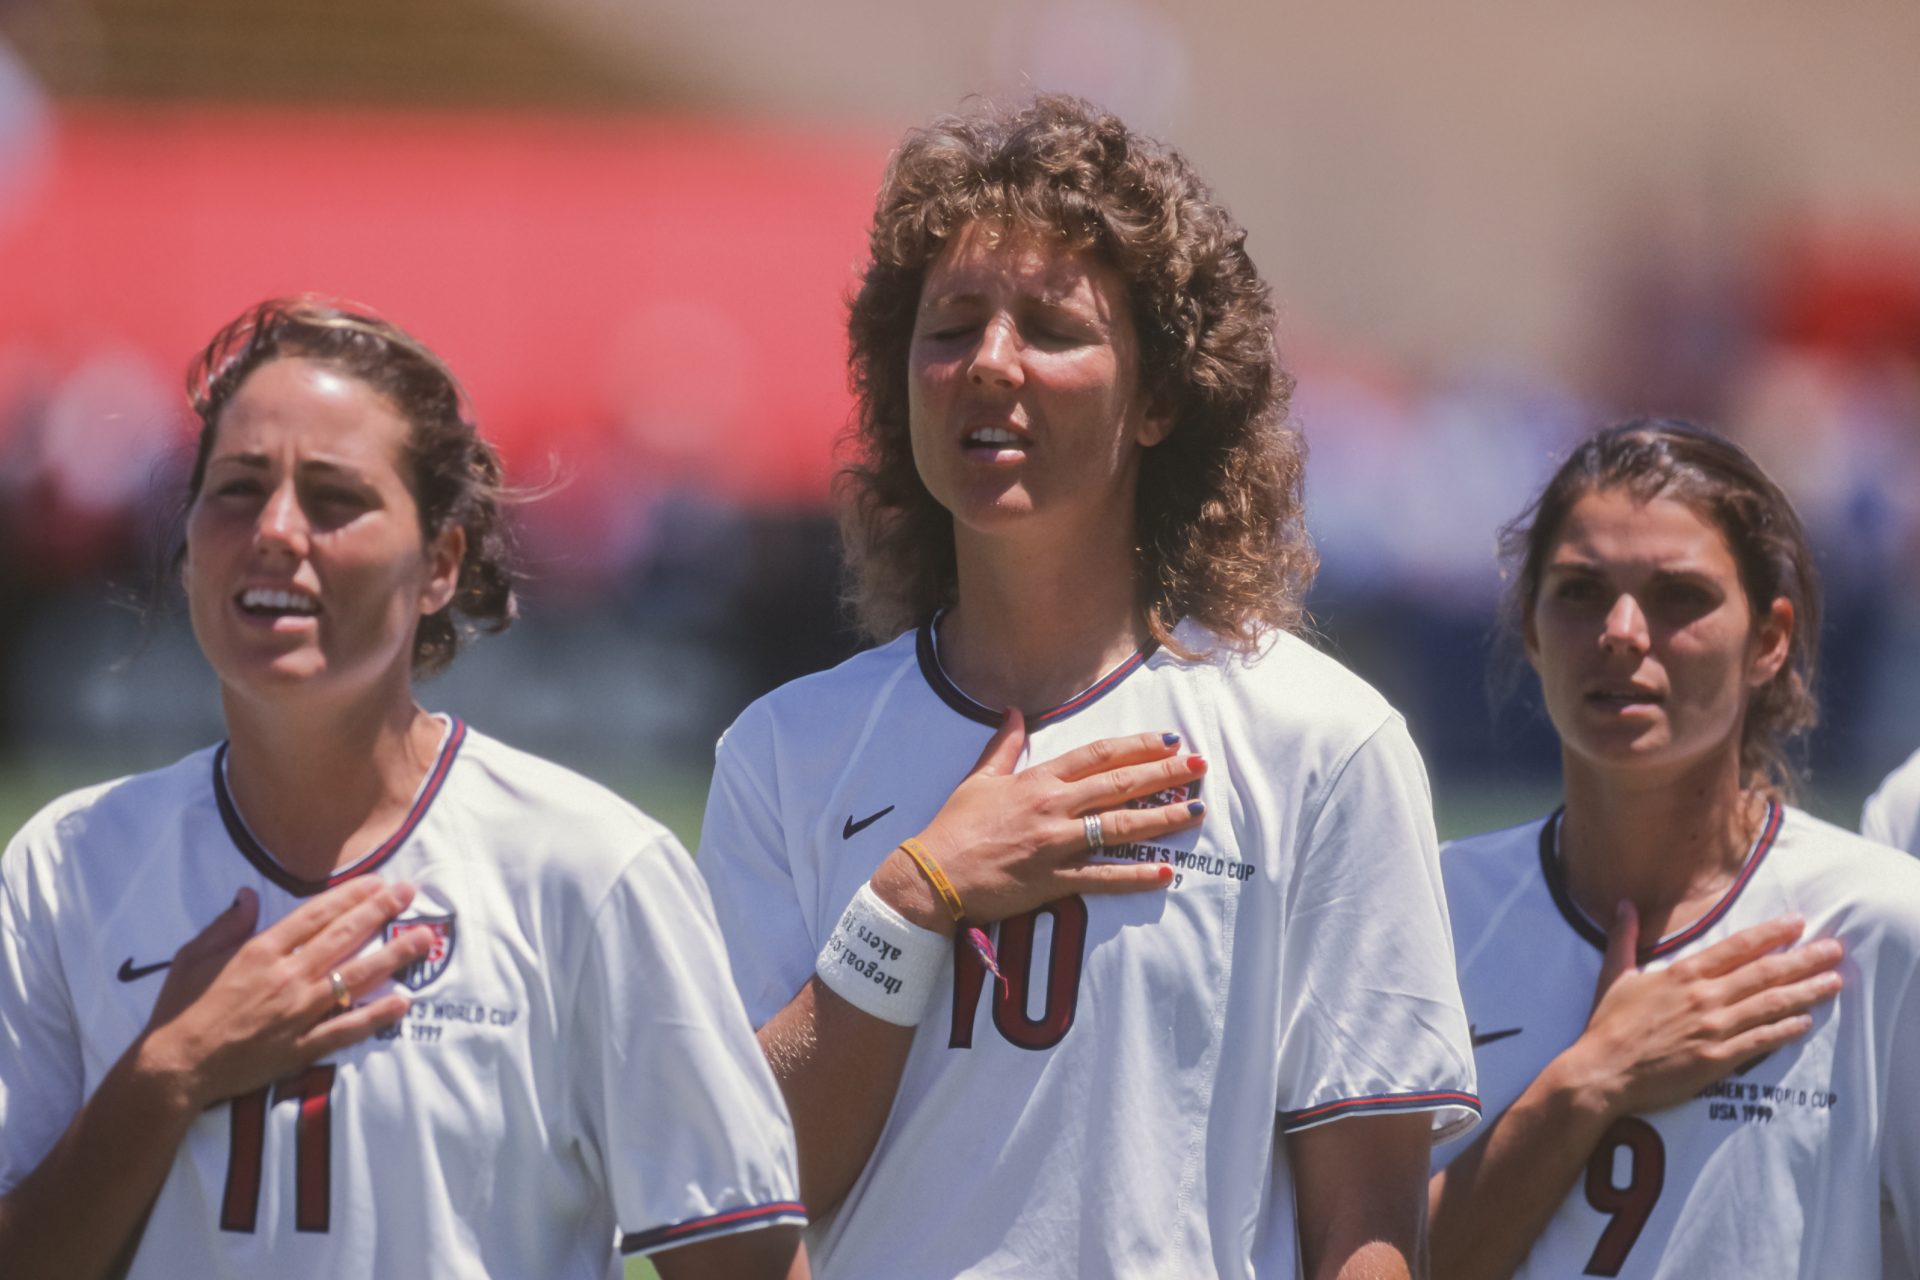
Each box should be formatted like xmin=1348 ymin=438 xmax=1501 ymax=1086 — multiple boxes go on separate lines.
xmin=1470 ymin=1026 xmax=1522 ymax=1048
xmin=842 ymin=805 xmax=896 ymax=840
xmin=117 ymin=957 xmax=172 ymax=982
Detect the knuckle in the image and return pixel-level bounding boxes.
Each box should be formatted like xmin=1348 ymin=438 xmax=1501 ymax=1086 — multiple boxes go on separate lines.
xmin=1085 ymin=739 xmax=1116 ymax=767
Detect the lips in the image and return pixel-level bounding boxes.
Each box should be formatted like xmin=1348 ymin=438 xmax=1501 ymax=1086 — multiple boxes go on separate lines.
xmin=960 ymin=422 xmax=1032 ymax=461
xmin=1586 ymin=687 xmax=1662 ymax=710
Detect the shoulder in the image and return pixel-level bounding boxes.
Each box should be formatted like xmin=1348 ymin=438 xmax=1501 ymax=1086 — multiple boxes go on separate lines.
xmin=1439 ymin=817 xmax=1555 ymax=918
xmin=1170 ymin=621 xmax=1400 ymax=751
xmin=1441 ymin=817 xmax=1552 ymax=868
xmin=445 ymin=727 xmax=686 ymax=881
xmin=714 ymin=632 xmax=919 ymax=759
xmin=3 ymin=747 xmax=219 ymax=892
xmin=1772 ymin=806 xmax=1920 ymax=944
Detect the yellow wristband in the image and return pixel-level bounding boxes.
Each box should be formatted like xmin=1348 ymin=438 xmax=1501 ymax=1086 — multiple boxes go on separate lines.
xmin=898 ymin=838 xmax=967 ymax=923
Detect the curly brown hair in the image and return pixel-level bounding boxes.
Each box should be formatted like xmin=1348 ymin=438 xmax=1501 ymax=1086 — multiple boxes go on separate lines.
xmin=183 ymin=296 xmax=519 ymax=677
xmin=1499 ymin=418 xmax=1821 ymax=795
xmin=839 ymin=95 xmax=1314 ymax=654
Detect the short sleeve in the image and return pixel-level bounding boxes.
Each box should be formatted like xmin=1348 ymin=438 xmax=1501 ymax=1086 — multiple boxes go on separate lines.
xmin=696 ymin=713 xmax=819 ymax=1028
xmin=569 ymin=833 xmax=805 ymax=1258
xmin=1273 ymin=715 xmax=1480 ymax=1142
xmin=0 ymin=841 xmax=85 ymax=1194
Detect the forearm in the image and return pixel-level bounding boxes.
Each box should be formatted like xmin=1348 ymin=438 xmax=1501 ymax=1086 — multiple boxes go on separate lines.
xmin=758 ymin=977 xmax=918 ymax=1217
xmin=0 ymin=1038 xmax=200 ymax=1280
xmin=1428 ymin=1049 xmax=1617 ymax=1280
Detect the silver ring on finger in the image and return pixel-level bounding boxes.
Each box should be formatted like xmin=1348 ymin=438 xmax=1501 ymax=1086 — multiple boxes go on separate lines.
xmin=1082 ymin=812 xmax=1105 ymax=851
xmin=328 ymin=969 xmax=352 ymax=1013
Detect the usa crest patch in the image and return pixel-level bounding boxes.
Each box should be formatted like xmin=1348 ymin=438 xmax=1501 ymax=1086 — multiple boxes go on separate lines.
xmin=1133 ymin=776 xmax=1203 ymax=809
xmin=385 ymin=912 xmax=456 ymax=990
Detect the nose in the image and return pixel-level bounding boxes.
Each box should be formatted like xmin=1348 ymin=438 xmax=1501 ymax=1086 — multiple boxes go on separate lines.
xmin=253 ymin=481 xmax=310 ymax=558
xmin=1600 ymin=593 xmax=1649 ymax=656
xmin=967 ymin=318 xmax=1023 ymax=390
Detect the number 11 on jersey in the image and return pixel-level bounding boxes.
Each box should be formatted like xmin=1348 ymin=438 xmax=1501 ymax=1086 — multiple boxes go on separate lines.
xmin=219 ymin=1064 xmax=337 ymax=1234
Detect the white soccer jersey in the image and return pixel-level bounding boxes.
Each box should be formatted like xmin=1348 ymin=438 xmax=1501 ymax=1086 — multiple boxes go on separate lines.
xmin=698 ymin=618 xmax=1478 ymax=1280
xmin=0 ymin=719 xmax=803 ymax=1279
xmin=1864 ymin=748 xmax=1920 ymax=858
xmin=1435 ymin=805 xmax=1920 ymax=1279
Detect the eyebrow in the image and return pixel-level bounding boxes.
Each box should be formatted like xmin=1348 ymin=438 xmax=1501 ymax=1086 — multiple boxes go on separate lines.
xmin=1543 ymin=558 xmax=1719 ymax=581
xmin=206 ymin=453 xmax=368 ymax=481
xmin=918 ymin=285 xmax=1096 ymax=314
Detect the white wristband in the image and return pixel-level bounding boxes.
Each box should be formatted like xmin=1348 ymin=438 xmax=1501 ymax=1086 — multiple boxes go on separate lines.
xmin=816 ymin=882 xmax=948 ymax=1026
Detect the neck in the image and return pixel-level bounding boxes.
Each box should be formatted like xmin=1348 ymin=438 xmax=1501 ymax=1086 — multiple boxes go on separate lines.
xmin=939 ymin=517 xmax=1147 ymax=714
xmin=1557 ymin=747 xmax=1764 ymax=940
xmin=219 ymin=678 xmax=445 ymax=882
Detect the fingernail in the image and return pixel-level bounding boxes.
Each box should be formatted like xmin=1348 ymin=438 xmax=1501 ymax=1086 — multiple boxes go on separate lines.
xmin=1187 ymin=755 xmax=1207 ymax=773
xmin=1188 ymin=800 xmax=1206 ymax=818
xmin=1157 ymin=865 xmax=1174 ymax=883
xmin=1162 ymin=732 xmax=1181 ymax=748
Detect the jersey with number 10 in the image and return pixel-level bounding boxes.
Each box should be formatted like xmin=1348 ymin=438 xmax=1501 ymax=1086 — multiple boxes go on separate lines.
xmin=1436 ymin=805 xmax=1920 ymax=1278
xmin=699 ymin=619 xmax=1478 ymax=1279
xmin=0 ymin=722 xmax=803 ymax=1278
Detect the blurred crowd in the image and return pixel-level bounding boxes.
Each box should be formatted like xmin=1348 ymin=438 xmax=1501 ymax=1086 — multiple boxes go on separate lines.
xmin=1 ymin=84 xmax=1916 ymax=802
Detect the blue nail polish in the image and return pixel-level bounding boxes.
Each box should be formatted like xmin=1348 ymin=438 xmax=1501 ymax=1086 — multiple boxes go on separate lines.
xmin=1188 ymin=800 xmax=1206 ymax=817
xmin=1162 ymin=732 xmax=1181 ymax=747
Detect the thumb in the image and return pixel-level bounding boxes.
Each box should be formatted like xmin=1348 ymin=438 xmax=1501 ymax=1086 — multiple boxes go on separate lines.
xmin=969 ymin=706 xmax=1027 ymax=778
xmin=1594 ymin=899 xmax=1640 ymax=1007
xmin=181 ymin=886 xmax=259 ymax=960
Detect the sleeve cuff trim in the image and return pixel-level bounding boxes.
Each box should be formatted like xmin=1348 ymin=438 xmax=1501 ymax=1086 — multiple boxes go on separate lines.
xmin=1279 ymin=1089 xmax=1481 ymax=1133
xmin=620 ymin=1200 xmax=808 ymax=1255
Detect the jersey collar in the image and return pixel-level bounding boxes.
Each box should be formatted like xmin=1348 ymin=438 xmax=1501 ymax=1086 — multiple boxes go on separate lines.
xmin=1537 ymin=799 xmax=1782 ymax=961
xmin=213 ymin=717 xmax=467 ymax=897
xmin=914 ymin=615 xmax=1159 ymax=729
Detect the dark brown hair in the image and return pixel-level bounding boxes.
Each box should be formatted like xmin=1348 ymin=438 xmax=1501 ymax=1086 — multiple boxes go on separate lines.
xmin=839 ymin=95 xmax=1314 ymax=653
xmin=1500 ymin=417 xmax=1821 ymax=793
xmin=184 ymin=296 xmax=517 ymax=676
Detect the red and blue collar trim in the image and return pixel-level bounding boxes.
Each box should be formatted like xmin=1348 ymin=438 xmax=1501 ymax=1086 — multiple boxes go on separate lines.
xmin=914 ymin=618 xmax=1158 ymax=729
xmin=1537 ymin=799 xmax=1782 ymax=961
xmin=213 ymin=718 xmax=467 ymax=897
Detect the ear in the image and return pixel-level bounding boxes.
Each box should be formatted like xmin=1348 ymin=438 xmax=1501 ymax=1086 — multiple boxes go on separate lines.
xmin=1133 ymin=388 xmax=1175 ymax=448
xmin=1746 ymin=596 xmax=1793 ymax=688
xmin=419 ymin=523 xmax=466 ymax=617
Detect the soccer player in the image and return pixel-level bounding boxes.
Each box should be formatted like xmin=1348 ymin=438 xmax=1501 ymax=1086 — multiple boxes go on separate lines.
xmin=1429 ymin=420 xmax=1920 ymax=1278
xmin=0 ymin=299 xmax=807 ymax=1279
xmin=697 ymin=96 xmax=1477 ymax=1279
xmin=1864 ymin=747 xmax=1920 ymax=856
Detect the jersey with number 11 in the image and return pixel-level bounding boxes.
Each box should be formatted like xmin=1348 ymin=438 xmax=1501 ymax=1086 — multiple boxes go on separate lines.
xmin=0 ymin=722 xmax=802 ymax=1277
